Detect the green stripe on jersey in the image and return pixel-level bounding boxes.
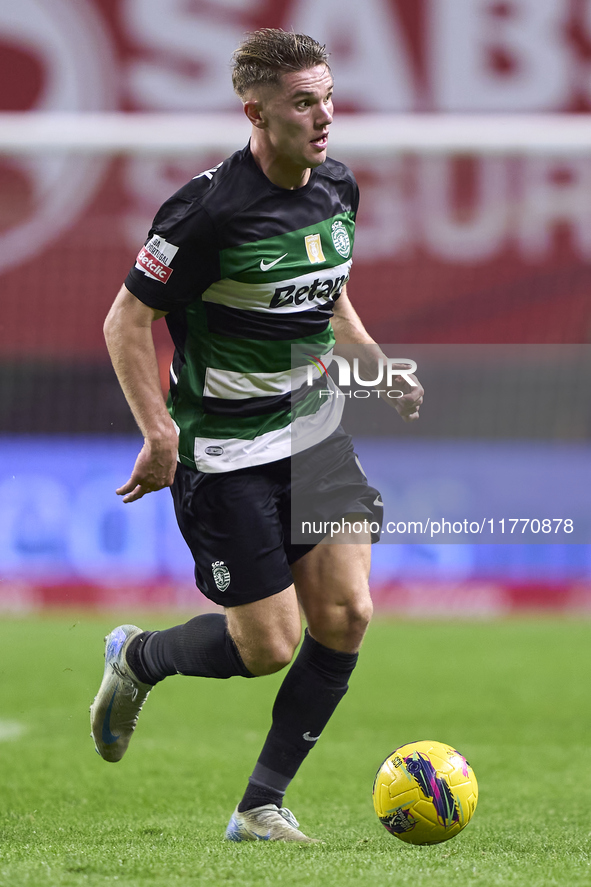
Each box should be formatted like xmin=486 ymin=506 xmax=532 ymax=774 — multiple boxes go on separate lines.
xmin=205 ymin=327 xmax=335 ymax=374
xmin=220 ymin=211 xmax=355 ymax=284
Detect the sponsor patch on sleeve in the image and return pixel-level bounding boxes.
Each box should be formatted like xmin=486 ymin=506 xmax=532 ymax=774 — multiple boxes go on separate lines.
xmin=135 ymin=234 xmax=179 ymax=283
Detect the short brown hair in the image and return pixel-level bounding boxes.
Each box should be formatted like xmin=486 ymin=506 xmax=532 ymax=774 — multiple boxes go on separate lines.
xmin=232 ymin=28 xmax=330 ymax=99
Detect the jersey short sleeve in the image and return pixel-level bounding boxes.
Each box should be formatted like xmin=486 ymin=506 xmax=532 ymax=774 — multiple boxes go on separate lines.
xmin=125 ymin=181 xmax=220 ymax=312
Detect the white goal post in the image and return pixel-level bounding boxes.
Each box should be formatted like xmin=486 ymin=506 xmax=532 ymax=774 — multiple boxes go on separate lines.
xmin=2 ymin=112 xmax=591 ymax=156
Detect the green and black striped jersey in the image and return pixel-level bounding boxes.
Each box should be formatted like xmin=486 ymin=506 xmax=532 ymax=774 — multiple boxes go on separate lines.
xmin=125 ymin=143 xmax=357 ymax=473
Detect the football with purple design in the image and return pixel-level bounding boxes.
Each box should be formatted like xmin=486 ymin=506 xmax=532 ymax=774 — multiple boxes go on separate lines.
xmin=372 ymin=740 xmax=478 ymax=845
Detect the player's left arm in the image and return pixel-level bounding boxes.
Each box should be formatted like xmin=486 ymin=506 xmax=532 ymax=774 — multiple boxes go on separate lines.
xmin=331 ymin=285 xmax=424 ymax=422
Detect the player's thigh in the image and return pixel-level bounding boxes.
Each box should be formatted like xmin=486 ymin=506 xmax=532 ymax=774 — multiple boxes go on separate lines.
xmin=225 ymin=584 xmax=302 ymax=676
xmin=291 ymin=518 xmax=373 ymax=653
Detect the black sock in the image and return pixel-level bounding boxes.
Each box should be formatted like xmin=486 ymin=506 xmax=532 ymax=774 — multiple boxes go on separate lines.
xmin=237 ymin=781 xmax=284 ymax=813
xmin=125 ymin=631 xmax=154 ymax=684
xmin=126 ymin=614 xmax=253 ymax=684
xmin=238 ymin=631 xmax=358 ymax=810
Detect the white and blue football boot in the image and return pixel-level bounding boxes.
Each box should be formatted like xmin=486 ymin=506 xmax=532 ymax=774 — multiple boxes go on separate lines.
xmin=225 ymin=804 xmax=318 ymax=843
xmin=90 ymin=624 xmax=153 ymax=763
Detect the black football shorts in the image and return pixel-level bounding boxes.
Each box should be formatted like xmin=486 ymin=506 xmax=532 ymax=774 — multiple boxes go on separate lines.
xmin=170 ymin=425 xmax=383 ymax=607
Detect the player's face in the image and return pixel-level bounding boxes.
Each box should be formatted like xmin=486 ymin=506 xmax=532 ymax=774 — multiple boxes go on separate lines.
xmin=260 ymin=65 xmax=334 ymax=177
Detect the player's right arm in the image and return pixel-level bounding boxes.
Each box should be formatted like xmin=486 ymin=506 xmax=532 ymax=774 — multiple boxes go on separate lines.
xmin=104 ymin=284 xmax=178 ymax=503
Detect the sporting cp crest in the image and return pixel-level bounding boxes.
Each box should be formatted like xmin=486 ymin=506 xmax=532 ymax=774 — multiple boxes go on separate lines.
xmin=211 ymin=560 xmax=231 ymax=592
xmin=331 ymin=220 xmax=351 ymax=258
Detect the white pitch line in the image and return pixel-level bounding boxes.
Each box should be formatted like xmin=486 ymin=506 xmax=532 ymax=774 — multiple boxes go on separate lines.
xmin=0 ymin=720 xmax=25 ymax=741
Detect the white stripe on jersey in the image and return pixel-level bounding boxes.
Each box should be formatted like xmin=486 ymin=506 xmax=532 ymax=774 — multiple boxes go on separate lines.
xmin=201 ymin=260 xmax=352 ymax=314
xmin=193 ymin=386 xmax=344 ymax=473
xmin=203 ymin=351 xmax=333 ymax=400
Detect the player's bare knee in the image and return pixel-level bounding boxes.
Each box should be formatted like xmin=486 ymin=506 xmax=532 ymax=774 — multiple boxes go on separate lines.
xmin=307 ymin=593 xmax=372 ymax=652
xmin=336 ymin=587 xmax=373 ymax=632
xmin=349 ymin=596 xmax=373 ymax=633
xmin=339 ymin=599 xmax=372 ymax=647
xmin=248 ymin=636 xmax=298 ymax=675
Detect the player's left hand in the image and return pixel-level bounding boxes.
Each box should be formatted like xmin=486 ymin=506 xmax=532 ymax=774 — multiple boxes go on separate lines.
xmin=381 ymin=372 xmax=424 ymax=422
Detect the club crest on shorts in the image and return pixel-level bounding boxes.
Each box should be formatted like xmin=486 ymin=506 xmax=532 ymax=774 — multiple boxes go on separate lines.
xmin=331 ymin=220 xmax=351 ymax=258
xmin=211 ymin=560 xmax=231 ymax=592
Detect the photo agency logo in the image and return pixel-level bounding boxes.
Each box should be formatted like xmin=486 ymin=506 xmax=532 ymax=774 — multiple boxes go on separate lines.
xmin=304 ymin=353 xmax=418 ymax=399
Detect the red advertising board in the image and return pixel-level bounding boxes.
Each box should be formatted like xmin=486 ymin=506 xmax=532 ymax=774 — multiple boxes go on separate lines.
xmin=2 ymin=0 xmax=591 ymax=360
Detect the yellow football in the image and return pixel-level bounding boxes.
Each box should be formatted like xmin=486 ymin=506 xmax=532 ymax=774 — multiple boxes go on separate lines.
xmin=372 ymin=739 xmax=478 ymax=845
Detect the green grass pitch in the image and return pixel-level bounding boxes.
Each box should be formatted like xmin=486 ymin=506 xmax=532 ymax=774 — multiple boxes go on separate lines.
xmin=0 ymin=614 xmax=590 ymax=886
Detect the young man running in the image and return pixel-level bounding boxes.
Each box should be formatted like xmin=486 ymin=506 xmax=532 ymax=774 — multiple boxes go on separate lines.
xmin=90 ymin=28 xmax=423 ymax=843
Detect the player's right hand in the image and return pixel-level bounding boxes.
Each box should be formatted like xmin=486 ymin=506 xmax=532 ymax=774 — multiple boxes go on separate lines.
xmin=116 ymin=437 xmax=178 ymax=503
